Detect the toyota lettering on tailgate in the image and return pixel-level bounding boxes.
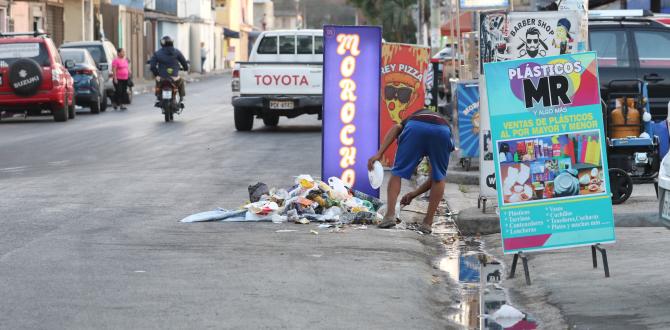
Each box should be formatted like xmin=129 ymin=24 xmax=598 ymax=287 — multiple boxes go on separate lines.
xmin=254 ymin=74 xmax=309 ymax=86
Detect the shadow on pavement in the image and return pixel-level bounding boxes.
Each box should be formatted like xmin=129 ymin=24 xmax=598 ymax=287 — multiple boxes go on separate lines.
xmin=251 ymin=125 xmax=322 ymax=133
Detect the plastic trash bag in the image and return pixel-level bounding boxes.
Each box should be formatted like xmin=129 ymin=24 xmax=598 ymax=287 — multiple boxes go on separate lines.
xmin=269 ymin=188 xmax=289 ymax=205
xmin=286 ymin=209 xmax=300 ymax=222
xmin=491 ymin=304 xmax=525 ymax=328
xmin=323 ymin=206 xmax=343 ymax=220
xmin=327 ymin=177 xmax=350 ymax=200
xmin=271 ymin=214 xmax=287 ymax=224
xmin=180 ymin=208 xmax=247 ymax=223
xmin=248 ymin=182 xmax=269 ymax=202
xmin=245 ymin=211 xmax=274 ymax=221
xmin=245 ymin=201 xmax=279 ymax=215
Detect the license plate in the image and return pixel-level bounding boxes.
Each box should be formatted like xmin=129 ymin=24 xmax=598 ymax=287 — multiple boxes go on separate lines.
xmin=663 ymin=190 xmax=670 ymax=220
xmin=269 ymin=100 xmax=294 ymax=110
xmin=162 ymin=90 xmax=172 ymax=99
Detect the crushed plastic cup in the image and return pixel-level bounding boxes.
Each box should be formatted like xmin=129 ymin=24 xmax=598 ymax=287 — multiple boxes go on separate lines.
xmin=295 ymin=174 xmax=316 ymax=189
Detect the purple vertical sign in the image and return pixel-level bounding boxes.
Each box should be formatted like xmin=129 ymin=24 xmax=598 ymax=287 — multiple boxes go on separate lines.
xmin=322 ymin=25 xmax=382 ymax=197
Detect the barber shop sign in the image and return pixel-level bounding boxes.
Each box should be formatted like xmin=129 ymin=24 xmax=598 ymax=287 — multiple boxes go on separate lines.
xmin=480 ymin=11 xmax=586 ymax=67
xmin=321 ymin=25 xmax=382 ymax=197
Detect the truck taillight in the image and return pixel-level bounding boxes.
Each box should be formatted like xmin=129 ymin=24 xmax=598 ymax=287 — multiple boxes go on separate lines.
xmin=232 ymin=69 xmax=240 ymax=92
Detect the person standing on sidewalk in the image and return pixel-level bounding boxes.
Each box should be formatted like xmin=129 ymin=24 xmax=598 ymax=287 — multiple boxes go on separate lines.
xmin=111 ymin=48 xmax=131 ymax=110
xmin=367 ymin=108 xmax=455 ymax=234
xmin=200 ymin=42 xmax=208 ymax=74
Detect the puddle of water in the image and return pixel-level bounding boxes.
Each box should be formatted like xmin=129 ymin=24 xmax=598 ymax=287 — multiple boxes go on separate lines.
xmin=439 ymin=237 xmax=539 ymax=330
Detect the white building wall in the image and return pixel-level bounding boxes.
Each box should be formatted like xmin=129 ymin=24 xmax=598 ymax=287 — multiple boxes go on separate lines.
xmin=156 ymin=20 xmax=190 ymax=63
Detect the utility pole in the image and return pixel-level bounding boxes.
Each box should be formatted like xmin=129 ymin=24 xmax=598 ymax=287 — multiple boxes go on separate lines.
xmin=419 ymin=0 xmax=425 ymax=45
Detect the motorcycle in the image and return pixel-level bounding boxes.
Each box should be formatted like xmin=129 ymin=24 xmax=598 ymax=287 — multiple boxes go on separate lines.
xmin=156 ymin=76 xmax=183 ymax=122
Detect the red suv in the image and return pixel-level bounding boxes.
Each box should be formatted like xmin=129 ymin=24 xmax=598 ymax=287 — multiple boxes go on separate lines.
xmin=0 ymin=31 xmax=74 ymax=122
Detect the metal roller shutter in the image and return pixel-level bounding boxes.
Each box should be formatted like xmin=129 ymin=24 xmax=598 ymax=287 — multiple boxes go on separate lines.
xmin=46 ymin=5 xmax=64 ymax=47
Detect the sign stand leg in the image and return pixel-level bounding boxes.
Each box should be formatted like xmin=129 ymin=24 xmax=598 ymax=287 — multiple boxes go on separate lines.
xmin=478 ymin=196 xmax=488 ymax=213
xmin=591 ymin=244 xmax=610 ymax=278
xmin=508 ymin=252 xmax=531 ymax=285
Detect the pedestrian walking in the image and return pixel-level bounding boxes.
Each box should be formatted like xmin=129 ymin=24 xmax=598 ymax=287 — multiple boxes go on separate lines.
xmin=112 ymin=48 xmax=131 ymax=110
xmin=200 ymin=42 xmax=208 ymax=74
xmin=367 ymin=108 xmax=455 ymax=234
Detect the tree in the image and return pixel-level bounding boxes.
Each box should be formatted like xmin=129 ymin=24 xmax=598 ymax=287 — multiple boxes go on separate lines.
xmin=348 ymin=0 xmax=418 ymax=44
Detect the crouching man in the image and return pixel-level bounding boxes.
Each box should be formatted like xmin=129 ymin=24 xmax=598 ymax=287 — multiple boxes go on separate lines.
xmin=367 ymin=109 xmax=454 ymax=234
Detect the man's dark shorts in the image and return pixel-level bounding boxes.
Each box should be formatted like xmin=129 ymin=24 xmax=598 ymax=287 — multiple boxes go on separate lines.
xmin=391 ymin=120 xmax=453 ymax=182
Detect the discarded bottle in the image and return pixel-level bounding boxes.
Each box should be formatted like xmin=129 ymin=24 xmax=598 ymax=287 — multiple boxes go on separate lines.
xmin=353 ymin=211 xmax=377 ymax=225
xmin=349 ymin=189 xmax=384 ymax=211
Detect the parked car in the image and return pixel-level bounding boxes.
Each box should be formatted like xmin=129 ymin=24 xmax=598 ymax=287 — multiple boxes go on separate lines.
xmin=59 ymin=48 xmax=105 ymax=113
xmin=59 ymin=39 xmax=132 ymax=107
xmin=658 ymin=151 xmax=670 ymax=229
xmin=589 ymin=10 xmax=670 ymax=120
xmin=232 ymin=29 xmax=323 ymax=131
xmin=0 ymin=31 xmax=75 ymax=122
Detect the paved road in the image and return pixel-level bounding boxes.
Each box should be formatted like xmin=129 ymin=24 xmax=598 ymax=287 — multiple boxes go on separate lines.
xmin=0 ymin=75 xmax=454 ymax=329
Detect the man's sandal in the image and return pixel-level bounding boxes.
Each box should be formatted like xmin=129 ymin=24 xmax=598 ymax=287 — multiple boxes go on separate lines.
xmin=418 ymin=223 xmax=432 ymax=234
xmin=378 ymin=217 xmax=398 ymax=229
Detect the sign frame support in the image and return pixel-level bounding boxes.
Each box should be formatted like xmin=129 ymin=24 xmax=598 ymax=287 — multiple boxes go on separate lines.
xmin=509 ymin=245 xmax=612 ymax=286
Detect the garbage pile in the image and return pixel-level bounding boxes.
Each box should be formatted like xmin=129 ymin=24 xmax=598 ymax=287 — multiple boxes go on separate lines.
xmin=180 ymin=175 xmax=386 ymax=225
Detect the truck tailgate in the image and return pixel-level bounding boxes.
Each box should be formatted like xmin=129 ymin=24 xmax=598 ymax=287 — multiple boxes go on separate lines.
xmin=239 ymin=62 xmax=322 ymax=95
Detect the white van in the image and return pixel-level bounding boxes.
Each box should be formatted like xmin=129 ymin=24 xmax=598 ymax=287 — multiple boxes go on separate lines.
xmin=231 ymin=29 xmax=323 ymax=131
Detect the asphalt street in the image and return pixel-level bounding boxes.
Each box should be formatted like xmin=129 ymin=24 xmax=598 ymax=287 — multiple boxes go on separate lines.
xmin=0 ymin=75 xmax=455 ymax=329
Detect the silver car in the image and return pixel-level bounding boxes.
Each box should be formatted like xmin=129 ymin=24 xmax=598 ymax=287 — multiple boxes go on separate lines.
xmin=59 ymin=40 xmax=121 ymax=106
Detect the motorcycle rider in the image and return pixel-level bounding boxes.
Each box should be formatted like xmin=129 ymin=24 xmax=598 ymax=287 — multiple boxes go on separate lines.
xmin=149 ymin=35 xmax=189 ymax=108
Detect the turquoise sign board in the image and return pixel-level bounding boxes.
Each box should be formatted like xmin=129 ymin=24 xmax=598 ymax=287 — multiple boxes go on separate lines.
xmin=484 ymin=52 xmax=615 ymax=254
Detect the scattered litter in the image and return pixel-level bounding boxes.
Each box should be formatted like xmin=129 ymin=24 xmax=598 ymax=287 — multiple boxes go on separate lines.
xmin=271 ymin=214 xmax=287 ymax=224
xmin=180 ymin=209 xmax=246 ymax=223
xmin=490 ymin=304 xmax=525 ymax=328
xmin=134 ymin=270 xmax=146 ymax=273
xmin=181 ymin=174 xmax=388 ymax=227
xmin=329 ymin=227 xmax=346 ymax=233
xmin=309 ymin=254 xmax=322 ymax=258
xmin=297 ymin=218 xmax=310 ymax=225
xmin=318 ymin=224 xmax=335 ymax=229
xmin=354 ymin=225 xmax=368 ymax=230
xmin=275 ymin=229 xmax=297 ymax=233
xmin=310 ymin=229 xmax=319 ymax=235
xmin=431 ymin=275 xmax=441 ymax=284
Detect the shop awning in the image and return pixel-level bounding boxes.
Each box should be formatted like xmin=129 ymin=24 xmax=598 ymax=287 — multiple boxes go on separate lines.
xmin=224 ymin=28 xmax=240 ymax=39
xmin=441 ymin=13 xmax=474 ymax=36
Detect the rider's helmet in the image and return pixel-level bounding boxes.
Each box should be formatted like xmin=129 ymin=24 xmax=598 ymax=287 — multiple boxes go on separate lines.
xmin=160 ymin=35 xmax=174 ymax=47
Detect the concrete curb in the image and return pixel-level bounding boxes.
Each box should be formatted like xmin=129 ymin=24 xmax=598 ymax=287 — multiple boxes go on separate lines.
xmin=445 ymin=156 xmax=480 ymax=185
xmin=446 ymin=168 xmax=479 ymax=185
xmin=455 ymin=206 xmax=663 ymax=235
xmin=454 ymin=207 xmax=500 ymax=235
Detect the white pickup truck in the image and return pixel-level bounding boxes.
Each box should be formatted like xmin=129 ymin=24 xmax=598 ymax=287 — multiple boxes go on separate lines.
xmin=231 ymin=29 xmax=323 ymax=131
